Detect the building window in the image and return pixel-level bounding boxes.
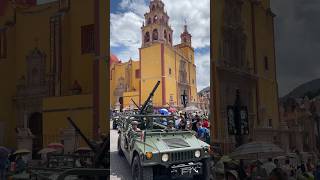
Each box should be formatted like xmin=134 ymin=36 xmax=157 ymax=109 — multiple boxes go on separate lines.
xmin=135 ymin=69 xmax=141 ymax=78
xmin=153 ymin=15 xmax=158 ymax=23
xmin=164 ymin=30 xmax=167 ymax=40
xmin=169 ymin=68 xmax=172 ymax=75
xmin=144 ymin=32 xmax=150 ymax=43
xmin=81 ymin=24 xmax=95 ymax=54
xmin=192 ymin=79 xmax=195 ymax=84
xmin=264 ymin=56 xmax=269 ymax=70
xmin=152 ymin=29 xmax=158 ymax=41
xmin=0 ymin=29 xmax=7 ymax=59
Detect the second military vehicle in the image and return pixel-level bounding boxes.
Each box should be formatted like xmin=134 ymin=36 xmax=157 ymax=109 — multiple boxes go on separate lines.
xmin=117 ymin=81 xmax=212 ymax=180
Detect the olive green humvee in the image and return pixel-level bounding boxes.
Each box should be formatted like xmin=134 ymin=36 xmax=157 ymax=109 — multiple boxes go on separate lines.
xmin=117 ymin=114 xmax=212 ymax=180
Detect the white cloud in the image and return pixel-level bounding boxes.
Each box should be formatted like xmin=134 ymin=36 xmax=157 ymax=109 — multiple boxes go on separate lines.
xmin=195 ymin=51 xmax=210 ymax=91
xmin=110 ymin=12 xmax=143 ymax=60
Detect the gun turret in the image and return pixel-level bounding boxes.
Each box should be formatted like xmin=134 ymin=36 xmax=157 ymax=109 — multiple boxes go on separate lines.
xmin=139 ymin=81 xmax=160 ymax=114
xmin=131 ymin=98 xmax=140 ymax=110
xmin=67 ymin=117 xmax=109 ymax=168
xmin=67 ymin=117 xmax=97 ymax=152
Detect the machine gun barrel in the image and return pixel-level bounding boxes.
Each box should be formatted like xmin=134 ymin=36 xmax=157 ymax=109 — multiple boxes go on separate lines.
xmin=67 ymin=117 xmax=97 ymax=153
xmin=139 ymin=81 xmax=160 ymax=114
xmin=131 ymin=99 xmax=140 ymax=110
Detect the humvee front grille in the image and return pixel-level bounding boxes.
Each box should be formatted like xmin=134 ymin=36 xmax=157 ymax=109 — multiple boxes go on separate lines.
xmin=162 ymin=138 xmax=190 ymax=149
xmin=170 ymin=151 xmax=194 ymax=162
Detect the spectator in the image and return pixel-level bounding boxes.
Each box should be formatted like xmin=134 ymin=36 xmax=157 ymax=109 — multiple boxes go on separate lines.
xmin=307 ymin=158 xmax=315 ymax=173
xmin=269 ymin=168 xmax=288 ymax=180
xmin=252 ymin=160 xmax=268 ymax=180
xmin=315 ymin=163 xmax=320 ymax=180
xmin=238 ymin=159 xmax=248 ymax=180
xmin=274 ymin=159 xmax=280 ymax=168
xmin=264 ymin=158 xmax=277 ymax=176
xmin=196 ymin=122 xmax=206 ymax=141
xmin=0 ymin=156 xmax=8 ymax=180
xmin=178 ymin=117 xmax=186 ymax=129
xmin=15 ymin=156 xmax=26 ymax=173
xmin=203 ymin=118 xmax=209 ymax=128
xmin=282 ymin=159 xmax=294 ymax=179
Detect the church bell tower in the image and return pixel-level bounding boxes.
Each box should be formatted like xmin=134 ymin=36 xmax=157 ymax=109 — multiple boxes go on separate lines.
xmin=180 ymin=24 xmax=192 ymax=47
xmin=141 ymin=0 xmax=173 ymax=48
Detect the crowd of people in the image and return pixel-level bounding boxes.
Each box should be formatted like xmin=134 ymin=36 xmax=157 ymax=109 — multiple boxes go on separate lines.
xmin=220 ymin=156 xmax=320 ymax=180
xmin=171 ymin=112 xmax=211 ymax=144
xmin=0 ymin=153 xmax=27 ymax=179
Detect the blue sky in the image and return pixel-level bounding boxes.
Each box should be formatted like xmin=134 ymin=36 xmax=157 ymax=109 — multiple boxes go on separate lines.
xmin=110 ymin=0 xmax=210 ymax=91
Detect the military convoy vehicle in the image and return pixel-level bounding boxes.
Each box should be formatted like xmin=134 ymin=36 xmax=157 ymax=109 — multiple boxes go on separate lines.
xmin=117 ymin=81 xmax=212 ymax=180
xmin=28 ymin=118 xmax=109 ymax=180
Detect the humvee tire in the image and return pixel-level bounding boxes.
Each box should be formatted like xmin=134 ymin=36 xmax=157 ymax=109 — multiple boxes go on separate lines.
xmin=132 ymin=155 xmax=153 ymax=180
xmin=194 ymin=158 xmax=212 ymax=180
xmin=117 ymin=136 xmax=124 ymax=156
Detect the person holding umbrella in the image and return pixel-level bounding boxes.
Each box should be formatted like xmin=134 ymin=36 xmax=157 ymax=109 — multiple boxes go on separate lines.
xmin=0 ymin=155 xmax=9 ymax=180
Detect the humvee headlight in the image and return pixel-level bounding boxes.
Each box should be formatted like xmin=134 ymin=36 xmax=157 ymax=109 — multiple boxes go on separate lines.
xmin=145 ymin=152 xmax=153 ymax=160
xmin=161 ymin=153 xmax=169 ymax=162
xmin=195 ymin=150 xmax=201 ymax=158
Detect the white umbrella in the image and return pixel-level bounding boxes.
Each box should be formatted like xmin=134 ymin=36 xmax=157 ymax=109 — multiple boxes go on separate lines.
xmin=229 ymin=141 xmax=285 ymax=160
xmin=38 ymin=148 xmax=57 ymax=154
xmin=13 ymin=149 xmax=31 ymax=156
xmin=75 ymin=147 xmax=92 ymax=153
xmin=47 ymin=142 xmax=64 ymax=149
xmin=183 ymin=105 xmax=201 ymax=112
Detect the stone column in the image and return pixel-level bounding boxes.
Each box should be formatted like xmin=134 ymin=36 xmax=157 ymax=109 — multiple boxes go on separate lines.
xmin=61 ymin=128 xmax=77 ymax=154
xmin=16 ymin=128 xmax=34 ymax=161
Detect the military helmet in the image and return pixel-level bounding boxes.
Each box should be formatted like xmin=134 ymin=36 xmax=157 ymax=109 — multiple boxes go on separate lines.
xmin=131 ymin=121 xmax=139 ymax=125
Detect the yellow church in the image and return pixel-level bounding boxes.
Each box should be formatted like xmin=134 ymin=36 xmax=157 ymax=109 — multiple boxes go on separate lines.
xmin=0 ymin=0 xmax=108 ymax=156
xmin=110 ymin=0 xmax=198 ymax=110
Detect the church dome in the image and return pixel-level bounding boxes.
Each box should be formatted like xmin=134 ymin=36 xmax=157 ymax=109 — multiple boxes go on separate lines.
xmin=110 ymin=54 xmax=120 ymax=64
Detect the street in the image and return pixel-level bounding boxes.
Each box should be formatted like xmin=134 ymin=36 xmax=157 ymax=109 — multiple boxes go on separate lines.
xmin=109 ymin=121 xmax=193 ymax=180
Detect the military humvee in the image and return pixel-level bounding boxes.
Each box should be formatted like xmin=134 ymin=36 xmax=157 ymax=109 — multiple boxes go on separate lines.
xmin=117 ymin=114 xmax=212 ymax=180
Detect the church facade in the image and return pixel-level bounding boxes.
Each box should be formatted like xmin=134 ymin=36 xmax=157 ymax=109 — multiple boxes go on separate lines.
xmin=110 ymin=0 xmax=198 ymax=109
xmin=0 ymin=0 xmax=108 ymax=154
xmin=212 ymin=0 xmax=280 ymax=152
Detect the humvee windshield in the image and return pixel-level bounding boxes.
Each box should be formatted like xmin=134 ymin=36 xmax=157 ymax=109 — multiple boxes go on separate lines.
xmin=128 ymin=115 xmax=175 ymax=131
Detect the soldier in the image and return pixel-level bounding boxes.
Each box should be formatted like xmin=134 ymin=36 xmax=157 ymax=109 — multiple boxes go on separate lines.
xmin=166 ymin=120 xmax=175 ymax=130
xmin=131 ymin=121 xmax=141 ymax=131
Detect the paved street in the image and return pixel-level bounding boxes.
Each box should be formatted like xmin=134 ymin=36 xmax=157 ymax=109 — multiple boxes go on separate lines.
xmin=110 ymin=121 xmax=193 ymax=180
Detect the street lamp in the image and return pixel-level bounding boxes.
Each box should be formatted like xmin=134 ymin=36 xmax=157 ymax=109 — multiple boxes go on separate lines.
xmin=227 ymin=89 xmax=249 ymax=148
xmin=181 ymin=90 xmax=188 ymax=108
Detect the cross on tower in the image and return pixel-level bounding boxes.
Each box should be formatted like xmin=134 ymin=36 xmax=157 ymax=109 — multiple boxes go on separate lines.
xmin=181 ymin=90 xmax=188 ymax=108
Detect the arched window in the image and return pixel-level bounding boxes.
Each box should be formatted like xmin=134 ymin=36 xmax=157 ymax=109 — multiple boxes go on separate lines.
xmin=144 ymin=32 xmax=150 ymax=43
xmin=164 ymin=30 xmax=167 ymax=39
xmin=152 ymin=5 xmax=155 ymax=11
xmin=152 ymin=29 xmax=158 ymax=40
xmin=148 ymin=17 xmax=151 ymax=24
xmin=153 ymin=15 xmax=158 ymax=23
xmin=169 ymin=34 xmax=172 ymax=43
